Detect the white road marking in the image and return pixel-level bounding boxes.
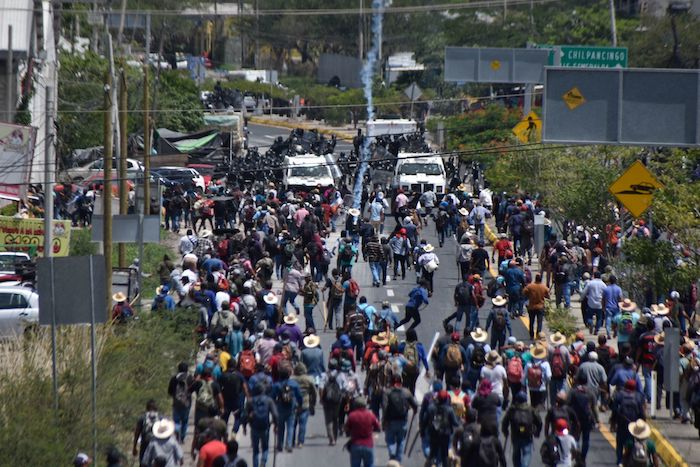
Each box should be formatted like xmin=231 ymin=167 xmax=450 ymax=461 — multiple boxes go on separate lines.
xmin=386 ymin=289 xmax=394 ymax=297
xmin=386 ymin=276 xmax=392 ymax=283
xmin=391 ymin=304 xmax=405 ymax=331
xmin=264 ymin=134 xmax=275 ymax=139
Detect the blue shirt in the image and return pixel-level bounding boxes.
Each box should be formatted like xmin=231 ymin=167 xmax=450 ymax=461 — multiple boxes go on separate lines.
xmin=377 ymin=307 xmax=400 ymax=330
xmin=399 ymin=341 xmax=430 ymax=371
xmin=407 ymin=286 xmax=429 ymax=308
xmin=358 ymin=303 xmax=378 ymax=331
xmin=369 ymin=201 xmax=384 ymax=222
xmin=202 ymin=257 xmax=225 ymax=274
xmin=503 ymin=267 xmax=525 ymax=290
xmin=151 ymin=294 xmax=176 ymax=311
xmin=249 ymin=372 xmax=273 ymax=395
xmin=271 ymin=378 xmax=304 ymax=411
xmin=603 ymin=284 xmax=623 ymax=312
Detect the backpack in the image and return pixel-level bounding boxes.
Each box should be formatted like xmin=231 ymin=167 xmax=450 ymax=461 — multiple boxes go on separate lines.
xmin=278 ymin=382 xmax=294 ymax=406
xmin=174 ymin=373 xmax=190 ymax=407
xmin=283 ymin=242 xmax=296 ymax=261
xmin=403 ymin=342 xmax=420 ymax=374
xmin=596 ymin=345 xmax=612 ymax=372
xmin=458 ymin=424 xmax=480 ymax=459
xmin=471 ymin=344 xmax=486 ymax=370
xmin=640 ymin=334 xmax=657 ymax=366
xmin=477 ymin=435 xmax=498 ymax=466
xmin=523 ymin=218 xmax=534 ymax=235
xmin=450 ymin=390 xmax=466 ymax=419
xmin=250 ymin=397 xmax=271 ymax=430
xmin=511 ymin=407 xmax=534 ymax=438
xmin=473 ymin=210 xmax=483 ymax=224
xmin=347 ymin=279 xmax=360 ymax=298
xmin=617 ymin=392 xmax=642 ymax=424
xmin=550 ymin=348 xmax=567 ymax=380
xmin=527 ymin=363 xmax=543 ymax=388
xmin=630 ymin=439 xmax=649 ymax=467
xmin=455 ymin=282 xmax=473 ymax=306
xmin=307 ymin=242 xmax=320 ymax=259
xmin=540 ymin=434 xmax=562 ymax=465
xmin=217 ymin=239 xmax=230 ymax=259
xmin=340 ymin=244 xmax=354 ymax=262
xmin=493 ymin=309 xmax=506 ymax=331
xmin=238 ymin=350 xmax=256 ymax=378
xmin=570 ymin=386 xmax=594 ymax=427
xmin=444 ymin=343 xmax=463 ymax=369
xmin=323 ymin=374 xmax=342 ymax=405
xmin=619 ymin=313 xmax=634 ymax=336
xmin=487 ymin=279 xmax=499 ymax=298
xmin=431 ymin=405 xmax=451 ymax=435
xmin=348 ymin=312 xmax=365 ymax=337
xmin=321 ymin=249 xmax=332 ymax=265
xmin=196 ymin=380 xmax=216 ymax=409
xmin=217 ymin=276 xmax=230 ymax=292
xmin=506 ymin=356 xmax=524 ymax=384
xmin=141 ymin=412 xmax=160 ymax=446
xmin=385 ymin=388 xmax=409 ymax=420
xmin=330 ymin=279 xmax=344 ymax=298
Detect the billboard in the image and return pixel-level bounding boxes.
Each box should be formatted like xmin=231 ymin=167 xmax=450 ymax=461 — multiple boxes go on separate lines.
xmin=0 ymin=216 xmax=72 ymax=257
xmin=0 ymin=122 xmax=37 ymax=199
xmin=444 ymin=47 xmax=550 ymax=83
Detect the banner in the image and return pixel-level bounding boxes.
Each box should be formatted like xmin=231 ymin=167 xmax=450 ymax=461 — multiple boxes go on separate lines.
xmin=0 ymin=216 xmax=71 ymax=257
xmin=0 ymin=123 xmax=37 ymax=199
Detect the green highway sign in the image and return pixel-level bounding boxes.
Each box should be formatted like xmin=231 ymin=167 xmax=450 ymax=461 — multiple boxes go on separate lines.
xmin=558 ymin=46 xmax=628 ymax=68
xmin=533 ymin=44 xmax=628 ymax=68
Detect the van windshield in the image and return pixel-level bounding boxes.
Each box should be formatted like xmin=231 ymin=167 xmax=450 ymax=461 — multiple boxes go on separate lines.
xmin=289 ymin=166 xmax=329 ymax=178
xmin=398 ymin=163 xmax=442 ymax=175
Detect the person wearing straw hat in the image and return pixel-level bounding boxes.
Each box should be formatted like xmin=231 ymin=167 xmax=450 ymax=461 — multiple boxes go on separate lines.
xmin=622 ymin=419 xmax=660 ymax=467
xmin=614 ymin=299 xmax=640 ymax=352
xmin=486 ymin=295 xmax=512 ymax=350
xmin=525 ymin=345 xmax=551 ymax=410
xmin=141 ymin=418 xmax=183 ymax=467
xmin=111 ymin=291 xmax=134 ymax=323
xmin=417 ymin=244 xmax=439 ymax=295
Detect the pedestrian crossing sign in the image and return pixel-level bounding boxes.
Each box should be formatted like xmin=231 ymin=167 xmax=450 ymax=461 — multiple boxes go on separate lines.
xmin=609 ymin=160 xmax=664 ymax=218
xmin=512 ymin=112 xmax=542 ymax=143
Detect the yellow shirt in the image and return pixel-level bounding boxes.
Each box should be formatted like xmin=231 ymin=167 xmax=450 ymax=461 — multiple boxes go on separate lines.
xmin=219 ymin=350 xmax=232 ymax=372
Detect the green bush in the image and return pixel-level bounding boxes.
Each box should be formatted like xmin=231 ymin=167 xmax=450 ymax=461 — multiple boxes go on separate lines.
xmin=0 ymin=309 xmax=197 ymax=465
xmin=69 ymin=227 xmax=99 ymax=256
xmin=544 ymin=301 xmax=578 ymax=337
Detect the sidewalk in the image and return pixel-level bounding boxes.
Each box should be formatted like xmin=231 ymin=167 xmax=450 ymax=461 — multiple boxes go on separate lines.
xmin=483 ymin=223 xmax=694 ymax=467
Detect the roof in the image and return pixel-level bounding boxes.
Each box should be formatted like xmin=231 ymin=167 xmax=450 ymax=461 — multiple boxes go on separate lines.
xmin=0 ymin=0 xmax=34 ymax=57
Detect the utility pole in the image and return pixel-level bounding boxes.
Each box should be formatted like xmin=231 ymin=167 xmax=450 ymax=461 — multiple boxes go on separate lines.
xmin=608 ymin=0 xmax=618 ymax=46
xmin=118 ymin=70 xmax=128 ymax=268
xmin=103 ymin=38 xmax=114 ymax=318
xmin=503 ymin=0 xmax=507 ymax=24
xmin=118 ymin=0 xmax=127 ymax=49
xmin=145 ymin=12 xmax=151 ymax=64
xmin=358 ymin=0 xmax=364 ymax=61
xmin=6 ymin=26 xmax=12 ymax=121
xmin=44 ymin=87 xmax=54 ymax=257
xmin=143 ymin=65 xmax=151 ymax=216
xmin=255 ymin=0 xmax=260 ymax=68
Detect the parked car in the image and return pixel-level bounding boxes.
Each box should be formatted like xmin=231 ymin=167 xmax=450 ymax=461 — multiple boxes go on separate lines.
xmin=152 ymin=167 xmax=205 ymax=191
xmin=0 ymin=252 xmax=31 ymax=277
xmin=66 ymin=158 xmax=144 ymax=182
xmin=0 ymin=286 xmax=39 ymax=338
xmin=80 ymin=172 xmax=135 ymax=196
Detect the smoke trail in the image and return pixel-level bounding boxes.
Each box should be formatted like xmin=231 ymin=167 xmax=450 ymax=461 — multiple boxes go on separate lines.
xmin=352 ymin=0 xmax=384 ymax=209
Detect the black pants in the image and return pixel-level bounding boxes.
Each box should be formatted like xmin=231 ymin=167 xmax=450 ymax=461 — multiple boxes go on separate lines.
xmin=397 ymin=305 xmax=420 ymax=330
xmin=528 ymin=308 xmax=544 ymax=340
xmin=393 ymin=254 xmax=407 ymax=279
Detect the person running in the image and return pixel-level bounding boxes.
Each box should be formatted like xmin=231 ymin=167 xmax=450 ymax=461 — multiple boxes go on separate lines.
xmin=397 ymin=280 xmax=430 ymax=331
xmin=444 ymin=276 xmax=478 ymax=332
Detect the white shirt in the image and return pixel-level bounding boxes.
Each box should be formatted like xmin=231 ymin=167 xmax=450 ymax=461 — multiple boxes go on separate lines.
xmin=480 ymin=364 xmax=508 ymax=398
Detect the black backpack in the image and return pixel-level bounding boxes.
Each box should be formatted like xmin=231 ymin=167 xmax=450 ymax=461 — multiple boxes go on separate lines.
xmin=278 ymin=382 xmax=294 ymax=406
xmin=493 ymin=309 xmax=507 ymax=331
xmin=458 ymin=424 xmax=480 ymax=459
xmin=323 ymin=374 xmax=342 ymax=405
xmin=430 ymin=405 xmax=451 ymax=435
xmin=477 ymin=435 xmax=499 ymax=466
xmin=454 ymin=282 xmax=473 ymax=306
xmin=385 ymin=388 xmax=408 ymax=421
xmin=340 ymin=244 xmax=354 ymax=262
xmin=510 ymin=407 xmax=534 ymax=438
xmin=540 ymin=434 xmax=562 ymax=465
xmin=569 ymin=386 xmax=594 ymax=427
xmin=471 ymin=344 xmax=486 ymax=370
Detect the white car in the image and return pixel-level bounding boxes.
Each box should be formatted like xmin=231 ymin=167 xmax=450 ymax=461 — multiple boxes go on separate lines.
xmin=66 ymin=158 xmax=144 ymax=182
xmin=0 ymin=286 xmax=39 ymax=338
xmin=0 ymin=252 xmax=30 ymax=277
xmin=155 ymin=167 xmax=206 ymax=192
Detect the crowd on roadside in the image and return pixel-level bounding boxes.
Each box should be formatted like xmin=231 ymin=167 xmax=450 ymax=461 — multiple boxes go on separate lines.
xmin=95 ymin=164 xmax=700 ymax=467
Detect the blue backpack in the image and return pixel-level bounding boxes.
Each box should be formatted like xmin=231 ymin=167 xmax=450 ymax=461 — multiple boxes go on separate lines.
xmin=250 ymin=396 xmax=271 ymax=430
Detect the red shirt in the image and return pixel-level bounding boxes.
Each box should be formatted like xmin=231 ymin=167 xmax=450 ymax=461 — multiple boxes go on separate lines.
xmin=199 ymin=440 xmax=226 ymax=467
xmin=345 ymin=408 xmax=380 ymax=447
xmin=494 ymin=239 xmax=511 ymax=258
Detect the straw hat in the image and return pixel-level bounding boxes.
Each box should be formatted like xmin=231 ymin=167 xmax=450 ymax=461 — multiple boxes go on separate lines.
xmin=550 ymin=332 xmax=567 ymax=346
xmin=458 ymin=208 xmax=469 ymax=216
xmin=653 ymin=303 xmax=669 ymax=316
xmin=423 ymin=244 xmax=435 ymax=253
xmin=619 ymin=298 xmax=637 ymax=312
xmin=654 ymin=333 xmax=665 ymax=345
xmin=486 ymin=350 xmax=502 ymax=364
xmin=348 ymin=208 xmax=361 ymax=217
xmin=112 ymin=292 xmax=127 ymax=302
xmin=457 ymin=184 xmax=467 ymax=192
xmin=492 ymin=295 xmax=507 ymax=307
xmin=199 ymin=229 xmax=213 ymax=238
xmin=627 ymin=419 xmax=651 ymax=440
xmin=531 ymin=345 xmax=548 ymax=360
xmin=283 ymin=313 xmax=299 ymax=325
xmin=152 ymin=419 xmax=176 ymax=440
xmin=303 ymin=334 xmax=320 ymax=348
xmin=371 ymin=333 xmax=389 ymax=346
xmin=263 ymin=292 xmax=278 ymax=305
xmin=470 ymin=327 xmax=488 ymax=343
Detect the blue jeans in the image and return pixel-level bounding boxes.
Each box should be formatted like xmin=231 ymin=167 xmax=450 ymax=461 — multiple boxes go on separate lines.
xmin=591 ymin=307 xmax=603 ymax=334
xmin=468 ymin=305 xmax=479 ymax=330
xmin=444 ymin=305 xmax=469 ymax=331
xmin=580 ymin=426 xmax=591 ymax=460
xmin=370 ymin=261 xmax=382 ymax=284
xmin=476 ymin=223 xmax=485 ymax=243
xmin=384 ymin=420 xmax=407 ymax=462
xmin=282 ymin=291 xmax=300 ymax=315
xmin=251 ymin=428 xmax=270 ymax=467
xmin=295 ymin=409 xmax=310 ymax=445
xmin=328 ymin=299 xmax=342 ymax=329
xmin=562 ymin=281 xmax=572 ymax=308
xmin=507 ymin=288 xmax=522 ymax=316
xmin=277 ymin=408 xmax=295 ymax=450
xmin=303 ymin=304 xmax=316 ymax=331
xmin=642 ymin=365 xmax=653 ymax=402
xmin=172 ymin=405 xmax=190 ymax=442
xmin=350 ymin=445 xmax=374 ymax=467
xmin=511 ymin=437 xmax=533 ymax=467
xmin=605 ymin=308 xmax=619 ymax=336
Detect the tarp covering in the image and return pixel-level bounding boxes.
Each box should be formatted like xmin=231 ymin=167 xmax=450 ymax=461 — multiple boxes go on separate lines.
xmin=173 ymin=132 xmax=219 ymax=152
xmin=203 ymin=114 xmax=241 ymax=127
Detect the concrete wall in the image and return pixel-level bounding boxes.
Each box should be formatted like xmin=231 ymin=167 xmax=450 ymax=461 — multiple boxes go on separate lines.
xmin=317 ymin=53 xmax=362 ymax=89
xmin=0 ymin=60 xmax=17 ymax=123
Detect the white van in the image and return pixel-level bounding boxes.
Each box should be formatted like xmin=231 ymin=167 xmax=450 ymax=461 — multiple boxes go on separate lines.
xmin=283 ymin=155 xmax=336 ymax=191
xmin=393 ymin=152 xmax=447 ymax=194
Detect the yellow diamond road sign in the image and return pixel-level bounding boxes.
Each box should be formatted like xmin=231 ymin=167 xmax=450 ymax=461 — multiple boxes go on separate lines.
xmin=490 ymin=60 xmax=501 ymax=71
xmin=563 ymin=86 xmax=585 ymax=110
xmin=609 ymin=160 xmax=664 ymax=219
xmin=512 ymin=112 xmax=542 ymax=143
